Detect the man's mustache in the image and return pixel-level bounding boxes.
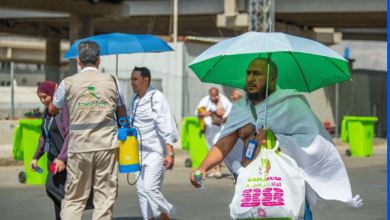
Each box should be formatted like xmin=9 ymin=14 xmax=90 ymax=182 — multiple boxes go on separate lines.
xmin=246 ymin=83 xmax=256 ymax=87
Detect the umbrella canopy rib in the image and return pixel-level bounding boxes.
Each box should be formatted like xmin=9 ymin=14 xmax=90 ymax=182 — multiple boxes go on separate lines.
xmin=202 ymin=55 xmax=225 ymax=81
xmin=325 ymin=57 xmax=351 ymax=80
xmin=288 ymin=52 xmax=310 ymax=92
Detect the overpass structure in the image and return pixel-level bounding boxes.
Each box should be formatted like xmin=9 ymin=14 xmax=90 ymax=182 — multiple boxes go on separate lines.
xmin=0 ymin=0 xmax=386 ymax=40
xmin=0 ymin=0 xmax=387 ymax=79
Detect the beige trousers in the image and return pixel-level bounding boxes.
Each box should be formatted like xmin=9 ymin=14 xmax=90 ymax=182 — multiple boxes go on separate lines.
xmin=61 ymin=149 xmax=118 ymax=220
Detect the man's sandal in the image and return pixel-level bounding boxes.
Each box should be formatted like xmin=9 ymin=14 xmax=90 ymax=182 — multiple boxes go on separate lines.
xmin=207 ymin=173 xmax=215 ymax=178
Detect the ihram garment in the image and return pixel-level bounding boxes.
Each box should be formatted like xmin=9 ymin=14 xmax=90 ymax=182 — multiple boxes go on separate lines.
xmin=219 ymin=86 xmax=362 ymax=210
xmin=127 ymin=86 xmax=178 ymax=220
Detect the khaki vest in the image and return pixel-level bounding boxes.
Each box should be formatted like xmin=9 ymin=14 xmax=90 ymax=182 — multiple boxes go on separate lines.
xmin=64 ymin=70 xmax=118 ymax=153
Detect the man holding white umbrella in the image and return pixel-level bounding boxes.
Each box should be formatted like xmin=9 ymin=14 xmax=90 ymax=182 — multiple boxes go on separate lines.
xmin=189 ymin=32 xmax=362 ymax=219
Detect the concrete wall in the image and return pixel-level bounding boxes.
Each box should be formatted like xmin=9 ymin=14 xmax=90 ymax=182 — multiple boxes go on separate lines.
xmin=0 ymin=108 xmax=42 ymax=119
xmin=182 ymin=41 xmax=230 ymax=117
xmin=99 ymin=41 xmax=231 ymax=119
xmin=320 ymin=69 xmax=387 ymax=137
xmin=99 ymin=42 xmax=185 ymax=118
xmin=98 ymin=40 xmax=234 ymax=137
xmin=303 ymin=88 xmax=335 ymax=125
xmin=357 ymin=70 xmax=387 ymax=137
xmin=0 ymin=73 xmax=45 ymax=87
xmin=0 ymin=120 xmax=19 ymax=145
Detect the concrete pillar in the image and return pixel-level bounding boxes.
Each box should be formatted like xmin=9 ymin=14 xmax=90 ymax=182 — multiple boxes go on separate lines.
xmin=45 ymin=39 xmax=61 ymax=83
xmin=69 ymin=14 xmax=94 ymax=76
xmin=79 ymin=16 xmax=94 ymax=39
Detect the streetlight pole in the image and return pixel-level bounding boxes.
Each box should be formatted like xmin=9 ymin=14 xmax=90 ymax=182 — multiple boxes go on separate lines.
xmin=10 ymin=62 xmax=15 ymax=120
xmin=173 ymin=0 xmax=178 ymax=116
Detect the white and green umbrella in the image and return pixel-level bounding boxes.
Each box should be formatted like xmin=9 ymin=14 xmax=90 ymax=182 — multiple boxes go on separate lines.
xmin=188 ymin=32 xmax=351 ymax=92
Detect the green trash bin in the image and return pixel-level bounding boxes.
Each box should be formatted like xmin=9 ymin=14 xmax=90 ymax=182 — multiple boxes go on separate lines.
xmin=342 ymin=116 xmax=378 ymax=157
xmin=13 ymin=119 xmax=48 ymax=185
xmin=181 ymin=117 xmax=209 ymax=168
xmin=12 ymin=124 xmax=23 ymax=161
xmin=341 ymin=116 xmax=357 ymax=143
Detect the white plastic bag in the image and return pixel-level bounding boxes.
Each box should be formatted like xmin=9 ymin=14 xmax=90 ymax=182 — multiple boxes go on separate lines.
xmin=230 ymin=141 xmax=305 ymax=220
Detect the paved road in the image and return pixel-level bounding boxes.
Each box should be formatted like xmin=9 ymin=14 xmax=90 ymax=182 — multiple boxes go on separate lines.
xmin=0 ymin=148 xmax=386 ymax=220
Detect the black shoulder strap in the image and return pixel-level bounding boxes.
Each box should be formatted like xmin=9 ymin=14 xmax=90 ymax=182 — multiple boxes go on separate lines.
xmin=111 ymin=75 xmax=124 ymax=107
xmin=150 ymin=92 xmax=156 ymax=112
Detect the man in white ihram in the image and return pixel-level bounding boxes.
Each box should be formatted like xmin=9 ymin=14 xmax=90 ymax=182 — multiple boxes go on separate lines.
xmin=127 ymin=67 xmax=178 ymax=220
xmin=230 ymin=89 xmax=245 ymax=103
xmin=195 ymin=87 xmax=232 ymax=178
xmin=191 ymin=58 xmax=362 ymax=218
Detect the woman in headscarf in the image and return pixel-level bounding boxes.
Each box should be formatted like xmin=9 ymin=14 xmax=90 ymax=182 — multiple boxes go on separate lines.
xmin=29 ymin=81 xmax=70 ymax=220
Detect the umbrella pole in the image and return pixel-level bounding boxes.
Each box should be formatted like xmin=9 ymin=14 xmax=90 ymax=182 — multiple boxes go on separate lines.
xmin=264 ymin=54 xmax=271 ymax=129
xmin=116 ymin=54 xmax=118 ymax=77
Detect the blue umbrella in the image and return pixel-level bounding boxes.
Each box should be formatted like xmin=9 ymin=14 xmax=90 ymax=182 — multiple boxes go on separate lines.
xmin=63 ymin=32 xmax=174 ymax=76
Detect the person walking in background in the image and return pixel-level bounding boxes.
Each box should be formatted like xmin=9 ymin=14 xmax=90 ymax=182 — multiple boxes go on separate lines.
xmin=226 ymin=88 xmax=245 ymax=183
xmin=127 ymin=67 xmax=178 ymax=220
xmin=49 ymin=41 xmax=127 ymax=220
xmin=195 ymin=87 xmax=231 ymax=179
xmin=230 ymin=89 xmax=245 ymax=103
xmin=223 ymin=89 xmax=245 ymax=124
xmin=30 ymin=81 xmax=69 ymax=220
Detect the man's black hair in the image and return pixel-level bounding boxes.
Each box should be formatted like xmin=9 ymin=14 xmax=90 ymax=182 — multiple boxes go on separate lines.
xmin=133 ymin=67 xmax=151 ymax=85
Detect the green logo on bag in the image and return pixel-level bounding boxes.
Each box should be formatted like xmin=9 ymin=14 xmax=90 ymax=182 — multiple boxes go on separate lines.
xmin=259 ymin=159 xmax=271 ymax=176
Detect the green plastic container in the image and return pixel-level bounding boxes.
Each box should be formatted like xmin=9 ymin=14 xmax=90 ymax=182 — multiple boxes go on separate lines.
xmin=12 ymin=124 xmax=23 ymax=160
xmin=181 ymin=117 xmax=209 ymax=168
xmin=13 ymin=119 xmax=48 ymax=185
xmin=342 ymin=116 xmax=378 ymax=157
xmin=341 ymin=116 xmax=357 ymax=143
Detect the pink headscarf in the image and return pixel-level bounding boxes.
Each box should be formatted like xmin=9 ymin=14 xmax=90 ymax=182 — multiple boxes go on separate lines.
xmin=37 ymin=81 xmax=56 ymax=97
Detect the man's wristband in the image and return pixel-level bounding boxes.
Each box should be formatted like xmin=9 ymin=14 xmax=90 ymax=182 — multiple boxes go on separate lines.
xmin=168 ymin=152 xmax=175 ymax=157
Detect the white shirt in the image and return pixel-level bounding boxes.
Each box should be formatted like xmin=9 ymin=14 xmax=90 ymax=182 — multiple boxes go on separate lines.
xmin=127 ymin=86 xmax=179 ymax=157
xmin=53 ymin=67 xmax=125 ymax=108
xmin=194 ymin=94 xmax=232 ymax=150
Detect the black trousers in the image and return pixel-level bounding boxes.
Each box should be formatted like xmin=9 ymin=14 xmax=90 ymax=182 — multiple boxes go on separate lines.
xmin=54 ymin=201 xmax=61 ymax=220
xmin=46 ymin=162 xmax=67 ymax=220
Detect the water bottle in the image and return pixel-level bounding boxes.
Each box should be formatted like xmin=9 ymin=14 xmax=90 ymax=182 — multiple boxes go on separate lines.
xmin=164 ymin=162 xmax=173 ymax=171
xmin=194 ymin=171 xmax=204 ymax=189
xmin=33 ymin=165 xmax=43 ymax=174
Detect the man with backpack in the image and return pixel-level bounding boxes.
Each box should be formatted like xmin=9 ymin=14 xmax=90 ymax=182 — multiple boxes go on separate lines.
xmin=127 ymin=67 xmax=179 ymax=220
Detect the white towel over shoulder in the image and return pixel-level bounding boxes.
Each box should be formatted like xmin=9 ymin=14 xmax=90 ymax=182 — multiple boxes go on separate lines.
xmin=220 ymin=86 xmax=362 ymax=209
